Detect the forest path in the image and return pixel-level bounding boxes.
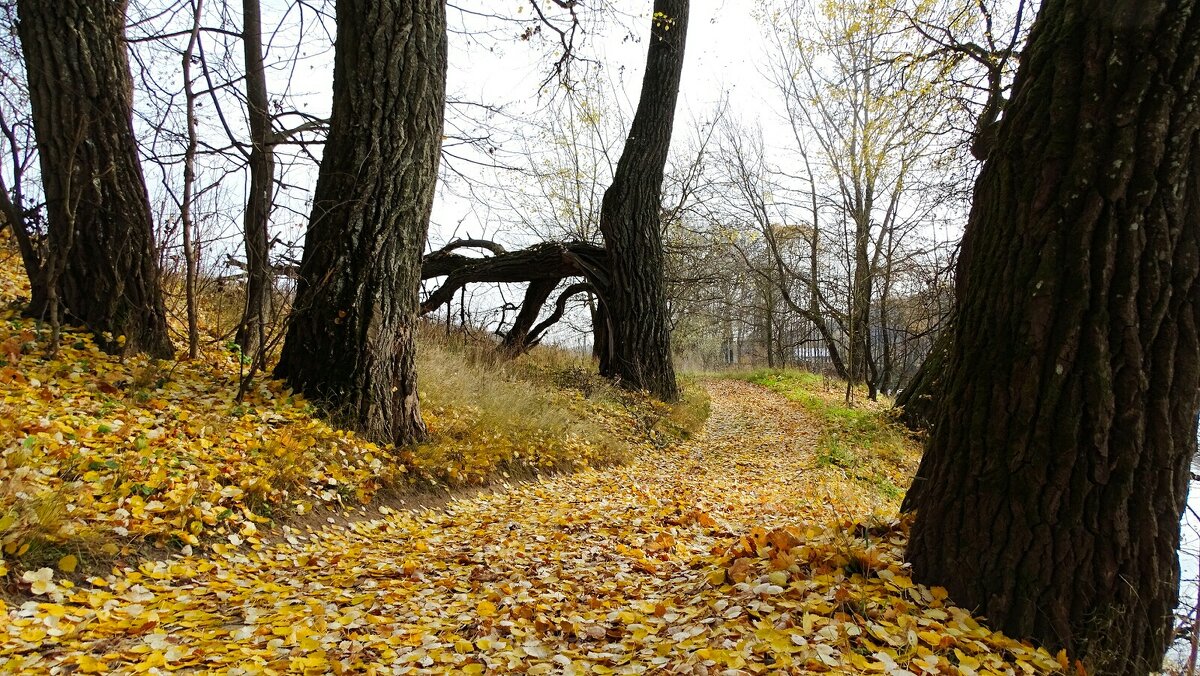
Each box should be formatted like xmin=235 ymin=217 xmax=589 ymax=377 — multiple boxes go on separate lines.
xmin=3 ymin=381 xmax=1061 ymax=674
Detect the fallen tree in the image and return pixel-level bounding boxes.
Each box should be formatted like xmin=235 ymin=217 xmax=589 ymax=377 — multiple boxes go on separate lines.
xmin=419 ymin=239 xmax=608 ymax=357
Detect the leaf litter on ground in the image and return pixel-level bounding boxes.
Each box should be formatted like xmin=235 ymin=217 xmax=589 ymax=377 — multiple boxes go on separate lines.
xmin=0 ymin=236 xmax=1070 ymax=673
xmin=3 ymin=362 xmax=1070 ymax=673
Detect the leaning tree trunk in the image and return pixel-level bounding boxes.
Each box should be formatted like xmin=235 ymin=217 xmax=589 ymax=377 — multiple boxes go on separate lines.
xmin=235 ymin=0 xmax=276 ymax=365
xmin=501 ymin=279 xmax=557 ymax=356
xmin=596 ymin=0 xmax=688 ymax=402
xmin=903 ymin=1 xmax=1200 ymax=672
xmin=274 ymin=0 xmax=445 ymax=447
xmin=17 ymin=0 xmax=172 ymax=357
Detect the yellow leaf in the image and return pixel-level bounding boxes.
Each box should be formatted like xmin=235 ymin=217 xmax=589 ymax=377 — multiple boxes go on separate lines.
xmin=955 ymin=648 xmax=982 ymax=670
xmin=58 ymin=554 xmax=78 ymax=573
xmin=477 ymin=600 xmax=497 ymax=617
xmin=77 ymin=655 xmax=108 ymax=673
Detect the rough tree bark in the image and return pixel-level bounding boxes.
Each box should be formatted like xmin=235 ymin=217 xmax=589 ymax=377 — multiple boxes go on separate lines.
xmin=274 ymin=0 xmax=445 ymax=447
xmin=596 ymin=0 xmax=688 ymax=401
xmin=903 ymin=1 xmax=1200 ymax=671
xmin=17 ymin=0 xmax=172 ymax=357
xmin=234 ymin=0 xmax=275 ymax=364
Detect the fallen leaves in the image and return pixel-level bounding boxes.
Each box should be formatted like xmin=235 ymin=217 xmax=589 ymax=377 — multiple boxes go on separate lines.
xmin=0 ymin=255 xmax=660 ymax=569
xmin=1 ymin=375 xmax=1068 ymax=674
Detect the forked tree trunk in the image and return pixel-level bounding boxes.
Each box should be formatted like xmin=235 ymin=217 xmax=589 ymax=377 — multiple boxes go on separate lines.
xmin=235 ymin=0 xmax=275 ymax=364
xmin=275 ymin=0 xmax=445 ymax=447
xmin=17 ymin=0 xmax=172 ymax=357
xmin=903 ymin=1 xmax=1200 ymax=671
xmin=501 ymin=279 xmax=557 ymax=355
xmin=597 ymin=0 xmax=687 ymax=401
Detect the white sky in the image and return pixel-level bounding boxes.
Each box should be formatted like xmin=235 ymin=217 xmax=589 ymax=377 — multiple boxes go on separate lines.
xmin=430 ymin=1 xmax=775 ymax=244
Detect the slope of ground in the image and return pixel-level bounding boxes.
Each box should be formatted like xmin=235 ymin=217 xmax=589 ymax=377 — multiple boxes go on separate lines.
xmin=3 ymin=379 xmax=1068 ymax=674
xmin=0 ymin=245 xmax=702 ymax=579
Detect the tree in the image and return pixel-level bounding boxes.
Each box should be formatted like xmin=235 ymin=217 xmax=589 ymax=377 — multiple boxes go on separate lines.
xmin=902 ymin=0 xmax=1200 ymax=671
xmin=890 ymin=0 xmax=1032 ymax=429
xmin=274 ymin=0 xmax=446 ymax=447
xmin=233 ymin=0 xmax=276 ymax=364
xmin=763 ymin=0 xmax=960 ymax=400
xmin=416 ymin=1 xmax=691 ymax=401
xmin=17 ymin=0 xmax=172 ymax=357
xmin=595 ymin=0 xmax=687 ymax=401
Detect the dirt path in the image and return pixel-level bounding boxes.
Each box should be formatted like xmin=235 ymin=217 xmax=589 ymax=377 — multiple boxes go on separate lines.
xmin=2 ymin=381 xmax=1060 ymax=674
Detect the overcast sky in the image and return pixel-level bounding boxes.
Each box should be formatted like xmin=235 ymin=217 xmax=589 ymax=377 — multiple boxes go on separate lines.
xmin=429 ymin=2 xmax=782 ymax=242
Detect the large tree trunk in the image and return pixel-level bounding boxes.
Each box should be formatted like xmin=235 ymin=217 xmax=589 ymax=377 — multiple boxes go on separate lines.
xmin=17 ymin=0 xmax=172 ymax=357
xmin=903 ymin=1 xmax=1200 ymax=671
xmin=274 ymin=0 xmax=445 ymax=447
xmin=596 ymin=0 xmax=687 ymax=401
xmin=235 ymin=0 xmax=275 ymax=364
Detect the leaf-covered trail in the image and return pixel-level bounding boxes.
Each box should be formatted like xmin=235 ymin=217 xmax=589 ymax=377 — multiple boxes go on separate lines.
xmin=4 ymin=380 xmax=1064 ymax=674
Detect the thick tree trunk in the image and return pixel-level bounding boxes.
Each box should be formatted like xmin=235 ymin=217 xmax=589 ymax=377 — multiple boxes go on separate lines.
xmin=420 ymin=241 xmax=608 ymax=314
xmin=17 ymin=0 xmax=172 ymax=357
xmin=274 ymin=0 xmax=445 ymax=447
xmin=235 ymin=0 xmax=275 ymax=364
xmin=596 ymin=0 xmax=687 ymax=401
xmin=904 ymin=1 xmax=1200 ymax=671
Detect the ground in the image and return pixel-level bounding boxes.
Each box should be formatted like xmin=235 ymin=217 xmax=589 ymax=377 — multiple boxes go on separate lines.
xmin=2 ymin=379 xmax=1067 ymax=675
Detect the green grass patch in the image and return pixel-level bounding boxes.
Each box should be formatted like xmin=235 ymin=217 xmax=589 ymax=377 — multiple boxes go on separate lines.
xmin=728 ymin=369 xmax=919 ymax=503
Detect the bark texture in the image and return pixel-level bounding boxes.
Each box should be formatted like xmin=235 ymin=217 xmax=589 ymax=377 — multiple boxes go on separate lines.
xmin=597 ymin=0 xmax=688 ymax=401
xmin=234 ymin=0 xmax=275 ymax=363
xmin=274 ymin=0 xmax=445 ymax=447
xmin=903 ymin=1 xmax=1200 ymax=671
xmin=17 ymin=0 xmax=172 ymax=357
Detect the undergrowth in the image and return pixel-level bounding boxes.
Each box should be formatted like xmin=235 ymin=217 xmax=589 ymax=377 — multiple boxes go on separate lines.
xmin=0 ymin=241 xmax=709 ymax=584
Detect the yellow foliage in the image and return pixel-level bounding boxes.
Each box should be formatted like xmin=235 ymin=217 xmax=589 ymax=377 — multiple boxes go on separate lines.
xmin=0 ymin=240 xmax=1065 ymax=673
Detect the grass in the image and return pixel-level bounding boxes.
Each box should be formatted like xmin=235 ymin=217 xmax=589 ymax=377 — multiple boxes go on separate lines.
xmin=413 ymin=324 xmax=710 ymax=486
xmin=0 ymin=239 xmax=710 ymax=585
xmin=727 ymin=368 xmax=920 ymax=502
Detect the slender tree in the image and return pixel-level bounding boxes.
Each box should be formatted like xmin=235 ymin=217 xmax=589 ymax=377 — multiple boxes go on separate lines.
xmin=17 ymin=0 xmax=172 ymax=357
xmin=596 ymin=0 xmax=688 ymax=401
xmin=234 ymin=0 xmax=276 ymax=364
xmin=903 ymin=0 xmax=1200 ymax=671
xmin=274 ymin=0 xmax=445 ymax=446
xmin=179 ymin=0 xmax=204 ymax=359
